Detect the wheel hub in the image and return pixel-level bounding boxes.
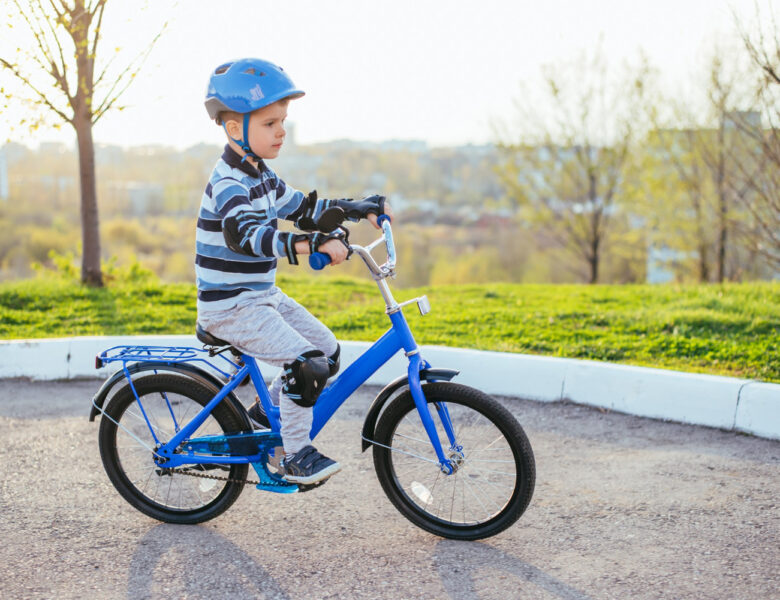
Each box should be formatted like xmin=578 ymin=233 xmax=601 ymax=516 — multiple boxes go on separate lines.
xmin=447 ymin=451 xmax=465 ymax=473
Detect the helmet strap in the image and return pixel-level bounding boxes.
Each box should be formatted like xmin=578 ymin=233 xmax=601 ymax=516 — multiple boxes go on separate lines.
xmin=222 ymin=114 xmax=262 ymax=164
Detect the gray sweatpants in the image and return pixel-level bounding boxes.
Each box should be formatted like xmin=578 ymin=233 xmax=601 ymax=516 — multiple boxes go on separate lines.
xmin=198 ymin=287 xmax=338 ymax=455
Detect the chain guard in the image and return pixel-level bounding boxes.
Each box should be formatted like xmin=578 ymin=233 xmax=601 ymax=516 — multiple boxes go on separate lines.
xmin=176 ymin=431 xmax=299 ymax=494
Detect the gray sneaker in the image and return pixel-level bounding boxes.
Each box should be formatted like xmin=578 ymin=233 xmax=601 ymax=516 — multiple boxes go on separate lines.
xmin=282 ymin=445 xmax=341 ymax=485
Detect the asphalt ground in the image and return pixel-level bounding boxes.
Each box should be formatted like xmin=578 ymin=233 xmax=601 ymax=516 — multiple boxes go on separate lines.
xmin=0 ymin=377 xmax=778 ymax=600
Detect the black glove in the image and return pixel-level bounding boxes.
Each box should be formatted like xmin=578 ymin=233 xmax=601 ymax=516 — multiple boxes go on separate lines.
xmin=296 ymin=190 xmax=353 ymax=232
xmin=283 ymin=231 xmax=349 ymax=266
xmin=308 ymin=231 xmax=349 ymax=255
xmin=332 ymin=195 xmax=386 ymax=222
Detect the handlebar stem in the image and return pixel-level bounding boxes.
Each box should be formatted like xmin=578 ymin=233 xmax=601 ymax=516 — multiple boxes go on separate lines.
xmin=348 ymin=220 xmax=400 ymax=311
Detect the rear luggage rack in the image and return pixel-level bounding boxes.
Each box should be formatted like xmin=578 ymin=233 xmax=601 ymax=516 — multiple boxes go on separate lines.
xmin=95 ymin=345 xmax=239 ymax=378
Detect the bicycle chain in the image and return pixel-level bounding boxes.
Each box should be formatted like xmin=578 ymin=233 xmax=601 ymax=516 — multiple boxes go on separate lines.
xmin=167 ymin=465 xmax=325 ymax=492
xmin=168 ymin=467 xmax=262 ymax=487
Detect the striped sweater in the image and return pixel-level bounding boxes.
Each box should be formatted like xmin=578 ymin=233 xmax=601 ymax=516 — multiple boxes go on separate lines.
xmin=195 ymin=145 xmax=330 ymax=314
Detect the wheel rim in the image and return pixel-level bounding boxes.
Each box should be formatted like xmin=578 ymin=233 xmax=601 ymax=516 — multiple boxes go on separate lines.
xmin=111 ymin=391 xmax=233 ymax=512
xmin=387 ymin=400 xmax=519 ymax=528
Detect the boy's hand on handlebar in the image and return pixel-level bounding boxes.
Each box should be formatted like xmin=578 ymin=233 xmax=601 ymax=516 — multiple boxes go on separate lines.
xmin=332 ymin=195 xmax=392 ymax=227
xmin=367 ymin=201 xmax=394 ymax=230
xmin=319 ymin=238 xmax=349 ymax=265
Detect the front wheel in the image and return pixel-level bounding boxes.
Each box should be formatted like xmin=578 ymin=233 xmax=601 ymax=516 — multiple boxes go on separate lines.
xmin=372 ymin=382 xmax=535 ymax=540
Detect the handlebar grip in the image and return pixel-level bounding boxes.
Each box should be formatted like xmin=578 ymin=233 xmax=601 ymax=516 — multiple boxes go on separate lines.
xmin=309 ymin=252 xmax=331 ymax=270
xmin=377 ymin=214 xmax=391 ymax=227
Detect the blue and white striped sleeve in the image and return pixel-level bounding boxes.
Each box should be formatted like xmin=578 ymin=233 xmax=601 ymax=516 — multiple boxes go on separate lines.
xmin=213 ymin=177 xmax=296 ymax=261
xmin=274 ymin=177 xmax=331 ymax=226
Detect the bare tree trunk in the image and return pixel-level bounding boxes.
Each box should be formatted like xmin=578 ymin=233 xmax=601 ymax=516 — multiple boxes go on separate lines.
xmin=588 ymin=239 xmax=600 ymax=284
xmin=716 ymin=122 xmax=728 ymax=283
xmin=692 ymin=193 xmax=710 ymax=281
xmin=717 ymin=189 xmax=728 ymax=282
xmin=588 ymin=171 xmax=600 ymax=284
xmin=72 ymin=3 xmax=102 ymax=287
xmin=72 ymin=1 xmax=103 ymax=287
xmin=698 ymin=242 xmax=710 ymax=281
xmin=75 ymin=112 xmax=102 ymax=286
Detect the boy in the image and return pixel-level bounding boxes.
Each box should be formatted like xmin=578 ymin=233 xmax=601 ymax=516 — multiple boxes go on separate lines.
xmin=198 ymin=58 xmax=392 ymax=485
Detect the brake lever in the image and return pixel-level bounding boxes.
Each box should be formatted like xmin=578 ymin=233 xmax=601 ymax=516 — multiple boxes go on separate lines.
xmin=335 ymin=225 xmax=352 ymax=257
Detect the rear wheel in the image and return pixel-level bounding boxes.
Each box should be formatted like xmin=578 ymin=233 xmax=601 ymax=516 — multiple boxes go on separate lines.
xmin=372 ymin=382 xmax=535 ymax=540
xmin=98 ymin=374 xmax=249 ymax=524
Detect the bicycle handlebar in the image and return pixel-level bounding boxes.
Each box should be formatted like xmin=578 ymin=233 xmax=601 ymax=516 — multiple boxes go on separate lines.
xmin=308 ymin=252 xmax=332 ymax=270
xmin=308 ymin=217 xmax=396 ymax=274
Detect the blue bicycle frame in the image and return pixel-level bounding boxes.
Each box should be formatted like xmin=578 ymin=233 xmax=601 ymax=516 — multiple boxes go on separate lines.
xmin=96 ymin=218 xmax=459 ymax=480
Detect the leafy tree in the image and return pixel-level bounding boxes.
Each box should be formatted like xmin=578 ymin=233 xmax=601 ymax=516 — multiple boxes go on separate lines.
xmin=0 ymin=1 xmax=166 ymax=285
xmin=644 ymin=45 xmax=763 ymax=282
xmin=496 ymin=46 xmax=652 ymax=283
xmin=732 ymin=3 xmax=780 ymax=270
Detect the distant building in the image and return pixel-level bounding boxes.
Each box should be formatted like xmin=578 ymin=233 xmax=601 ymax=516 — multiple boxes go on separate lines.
xmin=724 ymin=110 xmax=761 ymax=131
xmin=107 ymin=181 xmax=165 ymax=216
xmin=38 ymin=141 xmax=69 ymax=155
xmin=647 ymin=245 xmax=689 ymax=284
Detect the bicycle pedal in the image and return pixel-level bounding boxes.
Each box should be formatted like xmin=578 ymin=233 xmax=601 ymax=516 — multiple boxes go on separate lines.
xmin=255 ymin=481 xmax=298 ymax=494
xmin=250 ymin=458 xmax=298 ymax=494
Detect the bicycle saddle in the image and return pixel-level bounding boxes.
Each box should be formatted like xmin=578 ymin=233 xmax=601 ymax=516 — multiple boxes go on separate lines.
xmin=195 ymin=323 xmax=233 ymax=348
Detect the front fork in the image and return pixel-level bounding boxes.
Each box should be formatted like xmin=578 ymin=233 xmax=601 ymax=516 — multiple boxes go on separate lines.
xmin=407 ymin=354 xmax=461 ymax=474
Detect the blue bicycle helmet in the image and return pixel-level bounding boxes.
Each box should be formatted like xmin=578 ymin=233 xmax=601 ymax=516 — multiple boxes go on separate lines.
xmin=205 ymin=58 xmax=305 ymax=160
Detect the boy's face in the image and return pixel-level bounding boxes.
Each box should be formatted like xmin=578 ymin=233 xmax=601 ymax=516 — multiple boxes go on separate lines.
xmin=225 ymin=100 xmax=289 ymax=161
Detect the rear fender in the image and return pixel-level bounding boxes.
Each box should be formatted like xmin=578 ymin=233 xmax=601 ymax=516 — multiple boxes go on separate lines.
xmin=89 ymin=362 xmax=251 ymax=430
xmin=360 ymin=368 xmax=458 ymax=452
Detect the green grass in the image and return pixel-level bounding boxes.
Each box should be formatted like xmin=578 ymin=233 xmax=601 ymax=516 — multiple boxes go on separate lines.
xmin=1 ymin=275 xmax=778 ymax=382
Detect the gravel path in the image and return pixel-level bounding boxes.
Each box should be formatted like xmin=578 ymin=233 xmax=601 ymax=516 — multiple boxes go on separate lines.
xmin=0 ymin=377 xmax=777 ymax=600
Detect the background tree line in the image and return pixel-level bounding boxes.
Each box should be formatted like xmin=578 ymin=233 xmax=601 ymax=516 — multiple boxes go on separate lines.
xmin=1 ymin=3 xmax=777 ymax=288
xmin=497 ymin=25 xmax=779 ymax=285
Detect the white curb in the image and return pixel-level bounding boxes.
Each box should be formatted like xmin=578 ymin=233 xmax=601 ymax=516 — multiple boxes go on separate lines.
xmin=734 ymin=382 xmax=780 ymax=439
xmin=0 ymin=335 xmax=778 ymax=441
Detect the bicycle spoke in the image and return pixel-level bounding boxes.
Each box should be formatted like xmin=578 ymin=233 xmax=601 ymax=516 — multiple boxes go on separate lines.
xmin=460 ymin=475 xmax=493 ymax=522
xmin=471 ymin=477 xmax=516 ymax=493
xmin=467 ymin=433 xmax=507 ymax=458
xmin=468 ymin=467 xmax=516 ymax=477
xmin=394 ymin=431 xmax=433 ymax=446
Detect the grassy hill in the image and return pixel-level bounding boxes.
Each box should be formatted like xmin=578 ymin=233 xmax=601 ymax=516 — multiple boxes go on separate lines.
xmin=0 ymin=275 xmax=777 ymax=382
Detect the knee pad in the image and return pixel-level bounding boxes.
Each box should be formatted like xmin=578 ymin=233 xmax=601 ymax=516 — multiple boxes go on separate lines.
xmin=282 ymin=350 xmax=329 ymax=407
xmin=327 ymin=344 xmax=340 ymax=377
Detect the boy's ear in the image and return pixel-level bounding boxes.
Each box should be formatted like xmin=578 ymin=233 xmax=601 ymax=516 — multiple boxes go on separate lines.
xmin=224 ymin=117 xmax=242 ymax=139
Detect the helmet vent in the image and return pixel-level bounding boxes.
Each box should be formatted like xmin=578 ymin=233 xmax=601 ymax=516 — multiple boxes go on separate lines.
xmin=244 ymin=67 xmax=266 ymax=76
xmin=214 ymin=63 xmax=232 ymax=75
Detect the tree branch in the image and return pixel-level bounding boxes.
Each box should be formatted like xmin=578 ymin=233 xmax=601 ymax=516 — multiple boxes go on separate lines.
xmin=92 ymin=22 xmax=167 ymax=123
xmin=41 ymin=0 xmax=73 ymax=100
xmin=90 ymin=0 xmax=108 ymax=60
xmin=0 ymin=58 xmax=73 ymax=124
xmin=11 ymin=0 xmax=56 ymax=70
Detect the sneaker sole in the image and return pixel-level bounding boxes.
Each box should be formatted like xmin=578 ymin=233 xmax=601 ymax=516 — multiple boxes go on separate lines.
xmin=284 ymin=462 xmax=342 ymax=486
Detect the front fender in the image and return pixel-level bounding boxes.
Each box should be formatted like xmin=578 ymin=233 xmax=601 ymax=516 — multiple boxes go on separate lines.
xmin=89 ymin=362 xmax=251 ymax=430
xmin=360 ymin=368 xmax=458 ymax=452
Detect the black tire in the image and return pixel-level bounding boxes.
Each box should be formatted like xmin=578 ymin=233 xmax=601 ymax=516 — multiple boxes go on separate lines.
xmin=372 ymin=382 xmax=535 ymax=540
xmin=98 ymin=374 xmax=249 ymax=524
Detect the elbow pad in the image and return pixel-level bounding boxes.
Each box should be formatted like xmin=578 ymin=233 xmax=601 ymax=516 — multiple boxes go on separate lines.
xmin=223 ymin=214 xmax=258 ymax=256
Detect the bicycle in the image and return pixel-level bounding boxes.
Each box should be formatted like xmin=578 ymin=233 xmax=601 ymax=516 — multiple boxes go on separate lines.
xmin=90 ymin=212 xmax=535 ymax=540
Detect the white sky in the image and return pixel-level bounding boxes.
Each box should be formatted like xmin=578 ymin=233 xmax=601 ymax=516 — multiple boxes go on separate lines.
xmin=1 ymin=0 xmax=776 ymax=148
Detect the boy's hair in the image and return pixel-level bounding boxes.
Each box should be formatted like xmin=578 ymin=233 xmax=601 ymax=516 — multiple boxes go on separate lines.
xmin=215 ymin=110 xmax=242 ymax=127
xmin=216 ymin=98 xmax=291 ymax=126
